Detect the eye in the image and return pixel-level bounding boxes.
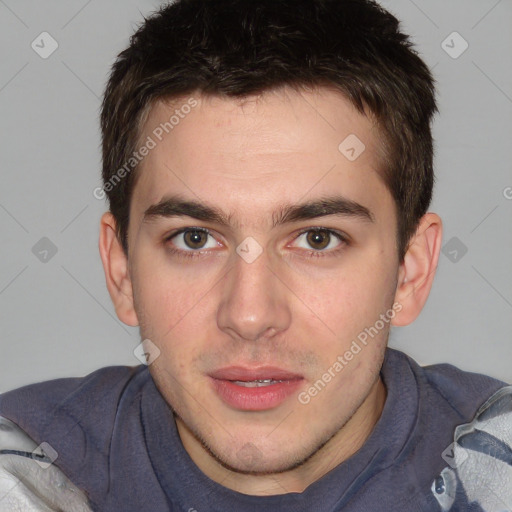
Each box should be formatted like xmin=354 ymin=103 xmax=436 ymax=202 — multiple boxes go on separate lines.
xmin=292 ymin=228 xmax=346 ymax=252
xmin=168 ymin=228 xmax=220 ymax=251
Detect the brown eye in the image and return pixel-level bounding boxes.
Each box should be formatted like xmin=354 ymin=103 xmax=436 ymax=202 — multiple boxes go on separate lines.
xmin=306 ymin=229 xmax=332 ymax=250
xmin=291 ymin=228 xmax=346 ymax=254
xmin=166 ymin=227 xmax=222 ymax=258
xmin=183 ymin=229 xmax=209 ymax=249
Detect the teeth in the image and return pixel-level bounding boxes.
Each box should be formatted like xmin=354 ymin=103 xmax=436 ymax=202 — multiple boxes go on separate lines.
xmin=232 ymin=379 xmax=282 ymax=388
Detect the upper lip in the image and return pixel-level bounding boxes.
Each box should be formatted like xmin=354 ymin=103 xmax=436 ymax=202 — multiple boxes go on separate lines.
xmin=209 ymin=366 xmax=303 ymax=382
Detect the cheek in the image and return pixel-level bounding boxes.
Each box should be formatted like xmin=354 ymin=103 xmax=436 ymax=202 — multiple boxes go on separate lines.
xmin=131 ymin=251 xmax=216 ymax=337
xmin=131 ymin=264 xmax=219 ymax=391
xmin=132 ymin=272 xmax=173 ymax=336
xmin=295 ymin=257 xmax=395 ymax=343
xmin=294 ymin=273 xmax=396 ymax=398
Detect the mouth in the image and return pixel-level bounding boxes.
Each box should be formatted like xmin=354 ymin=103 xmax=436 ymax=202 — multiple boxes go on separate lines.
xmin=209 ymin=366 xmax=304 ymax=411
xmin=230 ymin=379 xmax=287 ymax=388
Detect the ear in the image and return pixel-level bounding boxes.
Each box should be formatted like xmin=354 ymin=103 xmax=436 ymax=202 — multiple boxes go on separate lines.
xmin=99 ymin=212 xmax=139 ymax=327
xmin=392 ymin=213 xmax=443 ymax=326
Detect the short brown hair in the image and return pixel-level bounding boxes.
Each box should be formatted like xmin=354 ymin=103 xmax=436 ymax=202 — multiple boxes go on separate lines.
xmin=100 ymin=0 xmax=437 ymax=260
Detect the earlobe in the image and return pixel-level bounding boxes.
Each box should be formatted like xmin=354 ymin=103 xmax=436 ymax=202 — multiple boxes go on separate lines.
xmin=98 ymin=212 xmax=139 ymax=327
xmin=392 ymin=213 xmax=443 ymax=327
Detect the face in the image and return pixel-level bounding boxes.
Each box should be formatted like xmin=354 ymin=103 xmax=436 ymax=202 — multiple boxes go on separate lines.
xmin=124 ymin=87 xmax=402 ymax=482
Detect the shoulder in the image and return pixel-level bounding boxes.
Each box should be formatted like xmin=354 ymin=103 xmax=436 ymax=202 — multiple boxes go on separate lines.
xmin=0 ymin=364 xmax=152 ymax=509
xmin=431 ymin=385 xmax=512 ymax=511
xmin=0 ymin=364 xmax=148 ymax=447
xmin=0 ymin=416 xmax=93 ymax=511
xmin=390 ymin=348 xmax=507 ymax=421
xmin=386 ymin=350 xmax=512 ymax=510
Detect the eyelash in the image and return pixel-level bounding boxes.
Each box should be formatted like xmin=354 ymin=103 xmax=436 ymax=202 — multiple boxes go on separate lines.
xmin=293 ymin=228 xmax=349 ymax=259
xmin=164 ymin=227 xmax=349 ymax=260
xmin=164 ymin=227 xmax=215 ymax=260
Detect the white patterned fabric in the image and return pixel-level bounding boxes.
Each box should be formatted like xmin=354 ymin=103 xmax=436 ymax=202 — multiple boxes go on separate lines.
xmin=432 ymin=386 xmax=512 ymax=511
xmin=0 ymin=416 xmax=92 ymax=512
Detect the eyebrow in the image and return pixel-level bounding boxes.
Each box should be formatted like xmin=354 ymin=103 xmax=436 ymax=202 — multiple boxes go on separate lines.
xmin=142 ymin=195 xmax=375 ymax=227
xmin=273 ymin=196 xmax=374 ymax=225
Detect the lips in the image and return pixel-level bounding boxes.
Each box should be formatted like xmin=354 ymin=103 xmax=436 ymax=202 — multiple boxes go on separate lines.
xmin=209 ymin=366 xmax=304 ymax=411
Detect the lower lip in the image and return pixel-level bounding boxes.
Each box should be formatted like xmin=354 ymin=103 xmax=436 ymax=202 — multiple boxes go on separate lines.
xmin=211 ymin=378 xmax=303 ymax=411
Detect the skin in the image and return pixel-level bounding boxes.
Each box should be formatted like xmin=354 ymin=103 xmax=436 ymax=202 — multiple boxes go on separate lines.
xmin=99 ymin=87 xmax=442 ymax=495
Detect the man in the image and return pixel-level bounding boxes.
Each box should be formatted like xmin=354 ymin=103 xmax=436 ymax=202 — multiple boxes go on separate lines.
xmin=0 ymin=0 xmax=511 ymax=510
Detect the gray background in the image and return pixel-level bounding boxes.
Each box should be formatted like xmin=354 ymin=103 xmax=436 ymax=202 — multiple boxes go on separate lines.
xmin=0 ymin=0 xmax=511 ymax=392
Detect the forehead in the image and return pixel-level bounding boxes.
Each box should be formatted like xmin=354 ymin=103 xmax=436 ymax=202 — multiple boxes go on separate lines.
xmin=130 ymin=87 xmax=390 ymax=225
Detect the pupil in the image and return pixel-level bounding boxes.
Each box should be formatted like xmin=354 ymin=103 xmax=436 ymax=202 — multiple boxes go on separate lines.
xmin=185 ymin=230 xmax=206 ymax=249
xmin=307 ymin=230 xmax=330 ymax=250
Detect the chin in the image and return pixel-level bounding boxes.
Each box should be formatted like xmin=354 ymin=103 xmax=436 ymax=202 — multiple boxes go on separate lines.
xmin=200 ymin=430 xmax=322 ymax=476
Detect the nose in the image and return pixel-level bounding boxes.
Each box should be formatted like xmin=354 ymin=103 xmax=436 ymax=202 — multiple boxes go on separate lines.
xmin=216 ymin=249 xmax=292 ymax=342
